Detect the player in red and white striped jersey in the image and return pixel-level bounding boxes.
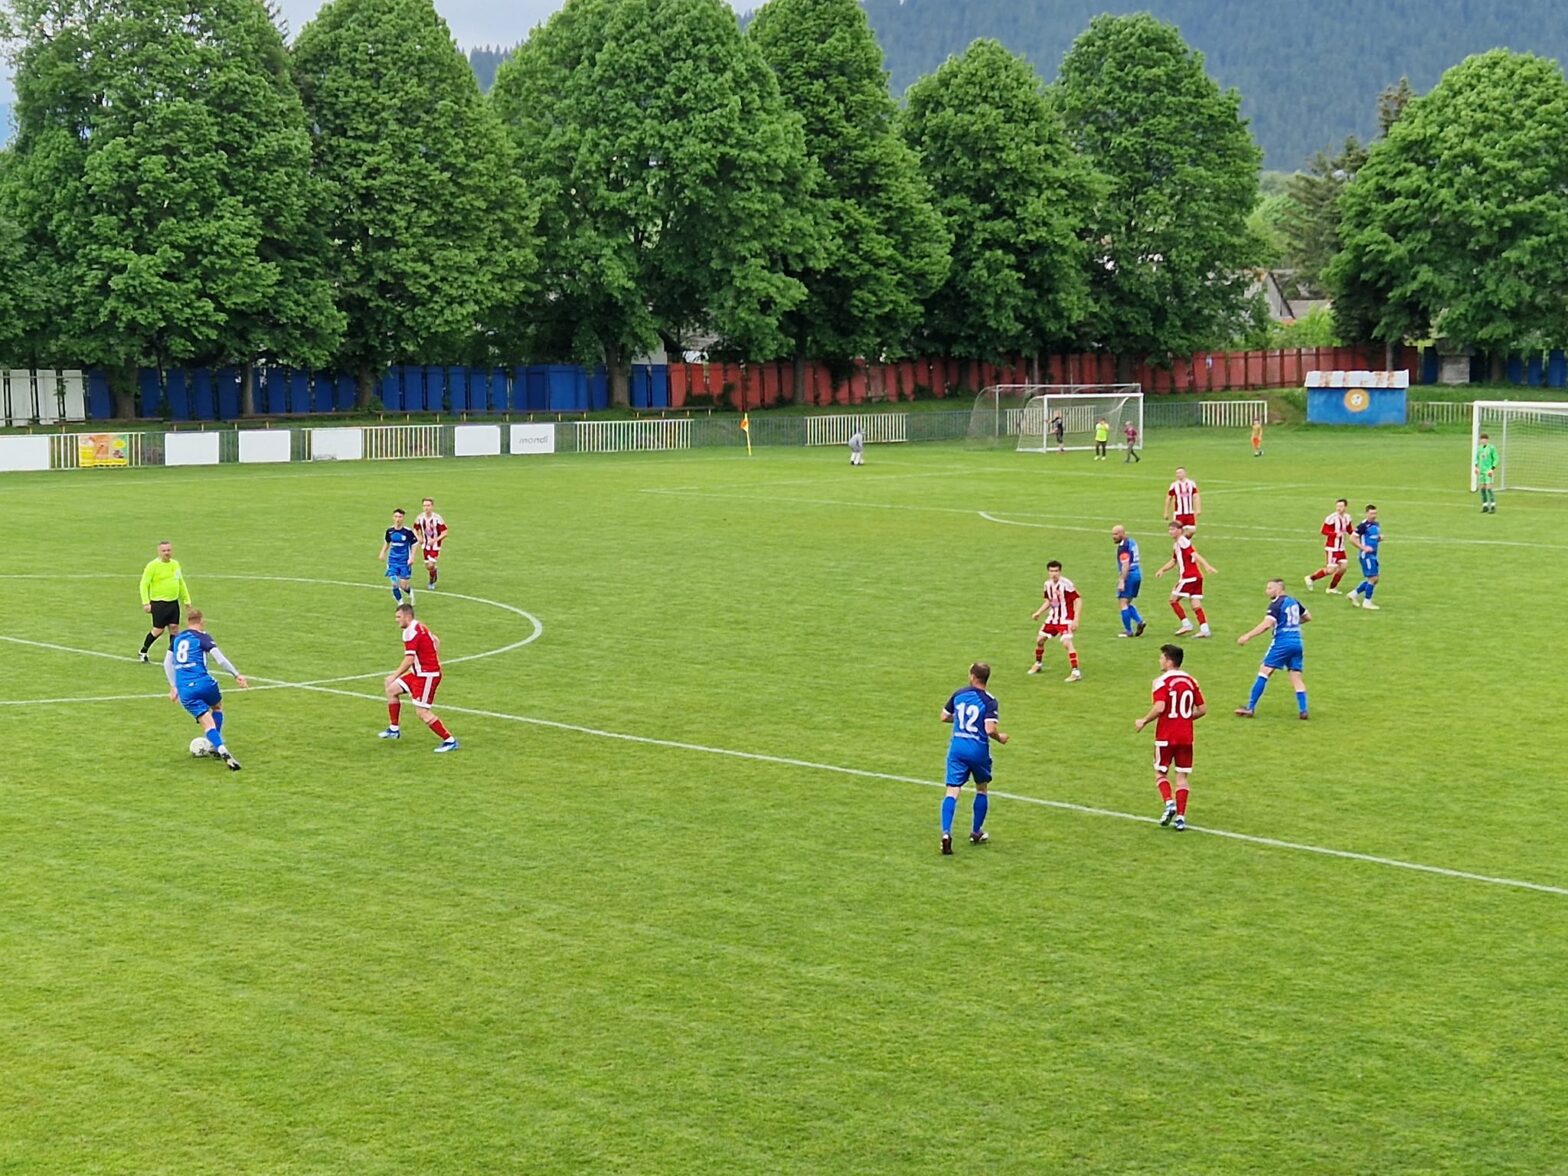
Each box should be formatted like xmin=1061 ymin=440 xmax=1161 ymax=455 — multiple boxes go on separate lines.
xmin=1155 ymin=522 xmax=1217 ymax=637
xmin=415 ymin=497 xmax=448 ymax=589
xmin=1163 ymin=467 xmax=1201 ymax=530
xmin=1029 ymin=561 xmax=1084 ymax=681
xmin=379 ymin=603 xmax=459 ymax=752
xmin=1304 ymin=498 xmax=1353 ymax=595
xmin=1134 ymin=644 xmax=1207 ymax=831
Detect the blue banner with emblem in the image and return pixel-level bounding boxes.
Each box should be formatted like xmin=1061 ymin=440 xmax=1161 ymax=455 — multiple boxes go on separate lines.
xmin=1305 ymin=372 xmax=1409 ymax=425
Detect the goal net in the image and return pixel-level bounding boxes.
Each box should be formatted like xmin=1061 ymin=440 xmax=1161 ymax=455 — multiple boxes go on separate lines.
xmin=1005 ymin=385 xmax=1143 ymax=454
xmin=1471 ymin=401 xmax=1568 ymax=492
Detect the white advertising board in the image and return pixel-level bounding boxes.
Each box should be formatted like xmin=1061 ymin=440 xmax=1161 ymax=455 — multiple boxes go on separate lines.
xmin=311 ymin=427 xmax=364 ymax=461
xmin=454 ymin=424 xmax=503 ymax=457
xmin=238 ymin=431 xmax=293 ymax=464
xmin=164 ymin=432 xmax=221 ymax=467
xmin=510 ymin=423 xmax=556 ymax=455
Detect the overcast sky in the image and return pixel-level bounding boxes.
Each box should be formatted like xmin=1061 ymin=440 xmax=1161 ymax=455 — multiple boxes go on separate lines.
xmin=2 ymin=1 xmax=748 ymax=100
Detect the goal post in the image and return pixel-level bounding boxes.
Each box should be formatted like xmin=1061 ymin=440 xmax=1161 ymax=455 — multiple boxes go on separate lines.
xmin=996 ymin=385 xmax=1143 ymax=453
xmin=1470 ymin=401 xmax=1568 ymax=492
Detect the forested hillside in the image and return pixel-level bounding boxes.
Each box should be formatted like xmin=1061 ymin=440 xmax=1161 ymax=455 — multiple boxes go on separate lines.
xmin=859 ymin=0 xmax=1568 ymax=167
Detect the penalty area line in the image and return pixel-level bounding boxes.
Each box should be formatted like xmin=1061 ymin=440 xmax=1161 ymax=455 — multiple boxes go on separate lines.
xmin=280 ymin=681 xmax=1568 ymax=900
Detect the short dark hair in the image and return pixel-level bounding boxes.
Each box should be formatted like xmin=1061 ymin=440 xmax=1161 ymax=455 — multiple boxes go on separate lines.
xmin=1479 ymin=433 xmax=1489 ymax=440
xmin=1366 ymin=503 xmax=1377 ymax=511
xmin=1336 ymin=498 xmax=1348 ymax=507
xmin=393 ymin=508 xmax=406 ymax=516
xmin=1160 ymin=643 xmax=1184 ymax=667
xmin=1047 ymin=560 xmax=1063 ymax=571
xmin=396 ymin=603 xmax=414 ymax=618
xmin=970 ymin=661 xmax=991 ymax=685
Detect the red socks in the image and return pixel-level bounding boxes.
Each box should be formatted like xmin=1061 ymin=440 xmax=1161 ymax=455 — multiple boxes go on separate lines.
xmin=426 ymin=716 xmax=453 ymax=741
xmin=1170 ymin=601 xmax=1187 ymax=620
xmin=1158 ymin=778 xmax=1174 ymax=803
xmin=1034 ymin=646 xmax=1045 ymax=662
xmin=1068 ymin=651 xmax=1080 ymax=669
xmin=1330 ymin=570 xmax=1345 ymax=588
xmin=1310 ymin=569 xmax=1328 ymax=581
xmin=1176 ymin=788 xmax=1189 ymax=816
xmin=387 ymin=701 xmax=401 ymax=726
xmin=1194 ymin=607 xmax=1208 ymax=625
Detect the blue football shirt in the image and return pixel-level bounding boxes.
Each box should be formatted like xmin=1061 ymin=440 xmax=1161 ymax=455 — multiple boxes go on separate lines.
xmin=1267 ymin=595 xmax=1307 ymax=649
xmin=385 ymin=526 xmax=418 ymax=565
xmin=170 ymin=630 xmax=219 ymax=690
xmin=946 ymin=686 xmax=998 ymax=753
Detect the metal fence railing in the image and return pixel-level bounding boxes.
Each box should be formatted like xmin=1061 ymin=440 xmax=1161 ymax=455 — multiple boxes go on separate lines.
xmin=1409 ymin=401 xmax=1471 ymax=425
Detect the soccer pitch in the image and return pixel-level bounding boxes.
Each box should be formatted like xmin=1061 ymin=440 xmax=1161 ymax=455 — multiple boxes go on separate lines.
xmin=4 ymin=429 xmax=1565 ymax=1174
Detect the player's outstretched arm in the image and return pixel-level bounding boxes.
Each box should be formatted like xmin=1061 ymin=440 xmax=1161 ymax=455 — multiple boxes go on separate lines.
xmin=1031 ymin=602 xmax=1047 ymax=621
xmin=1236 ymin=617 xmax=1274 ymax=645
xmin=1197 ymin=553 xmax=1218 ymax=575
xmin=1134 ymin=700 xmax=1165 ymax=733
xmin=378 ymin=542 xmax=389 ymax=562
xmin=1153 ymin=558 xmax=1175 ymax=579
xmin=210 ymin=647 xmax=246 ymax=686
xmin=985 ymin=719 xmax=1008 ymax=745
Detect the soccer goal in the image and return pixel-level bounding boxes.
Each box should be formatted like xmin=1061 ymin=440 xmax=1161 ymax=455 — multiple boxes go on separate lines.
xmin=992 ymin=385 xmax=1143 ymax=453
xmin=1471 ymin=401 xmax=1568 ymax=492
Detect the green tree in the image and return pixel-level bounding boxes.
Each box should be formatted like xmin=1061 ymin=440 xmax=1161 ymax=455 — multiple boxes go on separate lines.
xmin=1 ymin=0 xmax=343 ymax=415
xmin=1056 ymin=14 xmax=1264 ymax=371
xmin=293 ymin=0 xmax=533 ymax=406
xmin=750 ymin=0 xmax=948 ymax=396
xmin=492 ymin=0 xmax=813 ymax=405
xmin=1328 ymin=51 xmax=1568 ymax=366
xmin=901 ymin=39 xmax=1093 ymax=364
xmin=1278 ymin=137 xmax=1368 ymax=293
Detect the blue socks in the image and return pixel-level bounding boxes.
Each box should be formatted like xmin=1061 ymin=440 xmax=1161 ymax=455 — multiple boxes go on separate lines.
xmin=214 ymin=710 xmax=225 ymax=734
xmin=972 ymin=793 xmax=989 ymax=834
xmin=1119 ymin=606 xmax=1132 ymax=633
xmin=392 ymin=586 xmax=403 ymax=602
xmin=1129 ymin=605 xmax=1142 ymax=627
xmin=1361 ymin=583 xmax=1375 ymax=600
xmin=1248 ymin=676 xmax=1269 ymax=710
xmin=205 ymin=726 xmax=224 ymax=751
xmin=1296 ymin=691 xmax=1309 ymax=715
xmin=941 ymin=795 xmax=957 ymax=836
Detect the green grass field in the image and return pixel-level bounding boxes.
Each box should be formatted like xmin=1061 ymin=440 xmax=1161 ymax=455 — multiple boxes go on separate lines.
xmin=4 ymin=428 xmax=1566 ymax=1174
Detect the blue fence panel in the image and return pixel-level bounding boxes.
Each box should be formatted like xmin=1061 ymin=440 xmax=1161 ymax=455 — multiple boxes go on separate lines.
xmin=1506 ymin=356 xmax=1525 ymax=385
xmin=335 ymin=375 xmax=357 ymax=411
xmin=215 ymin=369 xmax=241 ymax=420
xmin=378 ymin=368 xmax=402 ymax=411
xmin=163 ymin=369 xmax=189 ymax=420
xmin=587 ymin=366 xmax=609 ymax=411
xmin=1420 ymin=348 xmax=1440 ymax=385
xmin=649 ymin=365 xmax=670 ymax=408
xmin=310 ymin=372 xmax=335 ymax=414
xmin=1526 ymin=354 xmax=1544 ymax=387
xmin=1548 ymin=350 xmax=1567 ymax=389
xmin=188 ymin=370 xmax=215 ymax=421
xmin=628 ymin=365 xmax=650 ymax=409
xmin=403 ymin=366 xmax=430 ymax=412
xmin=525 ymin=366 xmax=549 ymax=410
xmin=477 ymin=369 xmax=504 ymax=412
xmin=87 ymin=370 xmax=112 ymax=419
xmin=287 ymin=369 xmax=311 ymax=413
xmin=138 ymin=369 xmax=161 ymax=417
xmin=544 ymin=365 xmax=582 ymax=411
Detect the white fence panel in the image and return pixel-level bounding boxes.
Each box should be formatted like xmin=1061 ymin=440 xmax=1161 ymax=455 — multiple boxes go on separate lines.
xmin=454 ymin=424 xmax=502 ymax=457
xmin=6 ymin=370 xmax=33 ymax=425
xmin=0 ymin=436 xmax=51 ymax=471
xmin=510 ymin=423 xmax=556 ymax=455
xmin=239 ymin=431 xmax=292 ymax=464
xmin=1410 ymin=401 xmax=1470 ymax=424
xmin=165 ymin=432 xmax=221 ymax=467
xmin=310 ymin=427 xmax=364 ymax=461
xmin=803 ymin=413 xmax=908 ymax=446
xmin=576 ymin=419 xmax=691 ymax=453
xmin=33 ymin=371 xmax=59 ymax=424
xmin=61 ymin=370 xmax=87 ymax=421
xmin=363 ymin=424 xmax=444 ymax=460
xmin=1200 ymin=399 xmax=1269 ymax=428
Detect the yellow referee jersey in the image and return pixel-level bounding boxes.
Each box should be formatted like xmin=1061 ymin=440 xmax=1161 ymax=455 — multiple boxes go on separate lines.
xmin=140 ymin=559 xmax=192 ymax=605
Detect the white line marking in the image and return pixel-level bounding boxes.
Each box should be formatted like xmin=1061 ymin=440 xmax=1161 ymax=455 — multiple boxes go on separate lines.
xmin=280 ymin=682 xmax=1566 ymax=901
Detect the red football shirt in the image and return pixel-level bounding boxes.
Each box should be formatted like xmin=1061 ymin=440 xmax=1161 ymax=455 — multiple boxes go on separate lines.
xmin=1153 ymin=670 xmax=1205 ymax=744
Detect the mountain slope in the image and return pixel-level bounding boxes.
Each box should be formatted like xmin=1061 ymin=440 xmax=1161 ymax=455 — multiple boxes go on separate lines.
xmin=861 ymin=0 xmax=1568 ymax=167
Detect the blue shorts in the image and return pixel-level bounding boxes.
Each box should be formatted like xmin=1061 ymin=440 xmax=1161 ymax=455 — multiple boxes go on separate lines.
xmin=945 ymin=748 xmax=993 ymax=787
xmin=178 ymin=678 xmax=222 ymax=720
xmin=1262 ymin=645 xmax=1304 ymax=673
xmin=386 ymin=561 xmax=412 ymax=581
xmin=1360 ymin=554 xmax=1379 ymax=578
xmin=1120 ymin=575 xmax=1142 ymax=601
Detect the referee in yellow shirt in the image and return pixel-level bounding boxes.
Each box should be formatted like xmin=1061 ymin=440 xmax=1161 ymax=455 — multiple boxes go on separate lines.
xmin=139 ymin=541 xmax=193 ymax=663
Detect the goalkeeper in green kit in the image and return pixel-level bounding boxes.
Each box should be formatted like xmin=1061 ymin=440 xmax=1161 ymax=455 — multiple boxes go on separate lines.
xmin=138 ymin=541 xmax=193 ymax=662
xmin=1474 ymin=433 xmax=1500 ymax=514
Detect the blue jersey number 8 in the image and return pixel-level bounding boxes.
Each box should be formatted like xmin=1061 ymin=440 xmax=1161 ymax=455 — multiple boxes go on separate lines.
xmin=175 ymin=642 xmax=191 ymax=665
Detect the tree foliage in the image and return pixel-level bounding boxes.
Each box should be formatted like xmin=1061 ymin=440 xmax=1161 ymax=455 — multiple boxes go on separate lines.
xmin=1327 ymin=50 xmax=1568 ymax=353
xmin=750 ymin=0 xmax=949 ymax=379
xmin=1056 ymin=14 xmax=1264 ymax=366
xmin=859 ymin=0 xmax=1568 ymax=168
xmin=0 ymin=0 xmax=342 ymax=408
xmin=293 ymin=0 xmax=533 ymax=401
xmin=901 ymin=39 xmax=1093 ymax=361
xmin=492 ymin=0 xmax=813 ymax=404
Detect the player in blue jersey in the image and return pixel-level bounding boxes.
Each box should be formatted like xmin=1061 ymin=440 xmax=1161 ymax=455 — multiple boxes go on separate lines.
xmin=939 ymin=662 xmax=1009 ymax=854
xmin=163 ymin=608 xmax=246 ymax=769
xmin=1349 ymin=504 xmax=1382 ymax=611
xmin=379 ymin=509 xmax=419 ymax=603
xmin=1111 ymin=525 xmax=1147 ymax=638
xmin=1234 ymin=580 xmax=1312 ymax=720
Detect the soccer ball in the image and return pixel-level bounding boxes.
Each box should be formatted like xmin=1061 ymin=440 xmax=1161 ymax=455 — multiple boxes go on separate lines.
xmin=189 ymin=736 xmax=212 ymax=758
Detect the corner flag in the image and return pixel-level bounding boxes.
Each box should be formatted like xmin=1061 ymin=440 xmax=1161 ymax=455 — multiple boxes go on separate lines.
xmin=740 ymin=413 xmax=752 ymax=456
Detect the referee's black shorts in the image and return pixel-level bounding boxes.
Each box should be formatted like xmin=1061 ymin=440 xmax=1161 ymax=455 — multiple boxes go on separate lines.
xmin=149 ymin=600 xmax=181 ymax=629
